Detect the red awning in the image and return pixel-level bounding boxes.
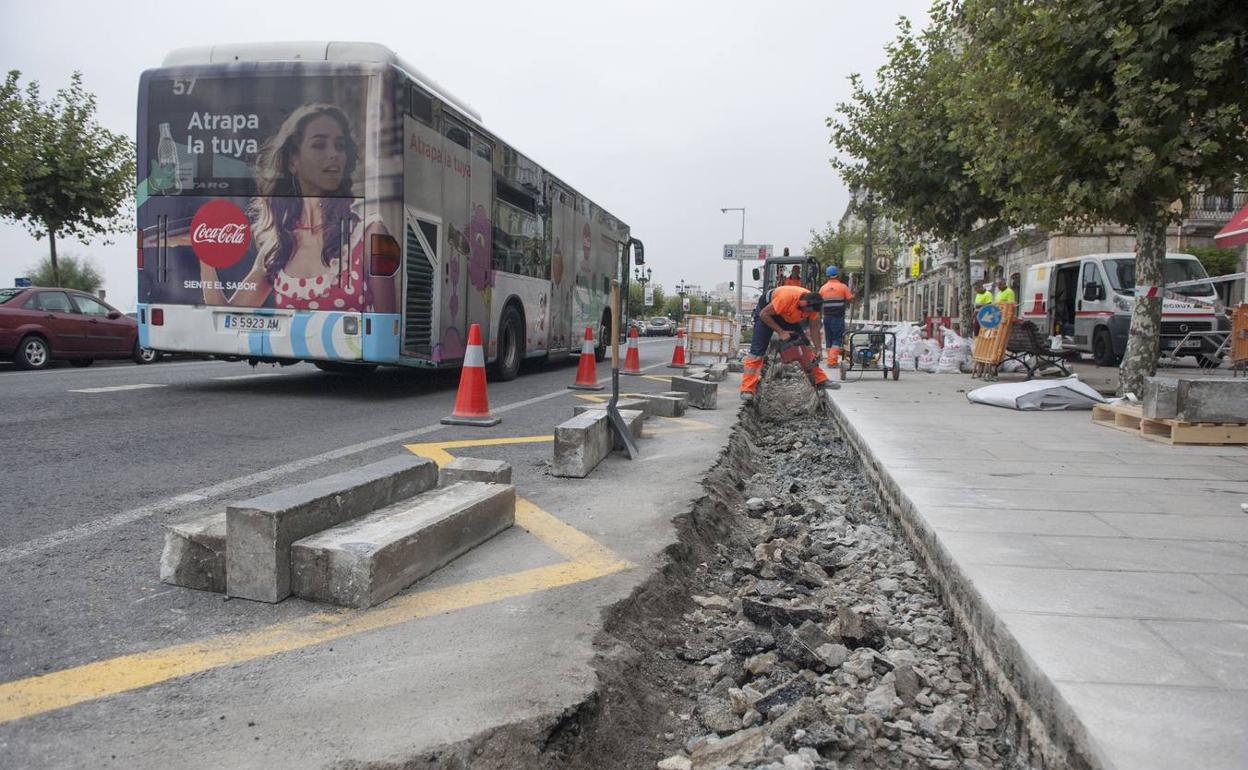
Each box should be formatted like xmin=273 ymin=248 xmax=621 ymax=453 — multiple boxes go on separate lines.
xmin=1215 ymin=201 xmax=1248 ymax=248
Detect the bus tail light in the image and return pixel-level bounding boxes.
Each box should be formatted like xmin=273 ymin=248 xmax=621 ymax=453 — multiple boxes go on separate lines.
xmin=370 ymin=234 xmax=401 ymax=276
xmin=151 ymin=308 xmax=165 ymax=326
xmin=137 ymin=231 xmax=144 ymax=269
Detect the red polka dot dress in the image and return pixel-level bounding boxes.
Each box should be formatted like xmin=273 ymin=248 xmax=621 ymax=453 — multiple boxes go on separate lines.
xmin=272 ymin=207 xmax=378 ymax=312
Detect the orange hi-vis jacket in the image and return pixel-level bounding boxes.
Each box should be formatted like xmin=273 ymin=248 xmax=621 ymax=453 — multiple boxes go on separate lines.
xmin=818 ymin=279 xmax=853 ymax=317
xmin=767 ymin=285 xmax=819 ymax=324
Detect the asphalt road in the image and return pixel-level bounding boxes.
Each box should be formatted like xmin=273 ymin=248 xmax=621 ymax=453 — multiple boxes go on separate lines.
xmin=0 ymin=336 xmax=743 ymax=768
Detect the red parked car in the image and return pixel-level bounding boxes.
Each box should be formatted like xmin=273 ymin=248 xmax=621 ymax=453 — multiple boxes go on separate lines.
xmin=0 ymin=287 xmax=154 ymax=369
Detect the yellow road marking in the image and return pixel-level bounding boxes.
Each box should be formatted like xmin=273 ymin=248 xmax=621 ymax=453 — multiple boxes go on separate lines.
xmin=642 ymin=374 xmax=673 ymax=383
xmin=0 ymin=421 xmax=716 ymax=725
xmin=406 ymin=435 xmax=553 ymax=467
xmin=572 ymin=393 xmax=647 ymax=403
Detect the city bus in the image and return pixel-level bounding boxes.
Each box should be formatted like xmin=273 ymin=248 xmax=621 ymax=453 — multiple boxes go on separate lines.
xmin=136 ymin=41 xmax=643 ymax=379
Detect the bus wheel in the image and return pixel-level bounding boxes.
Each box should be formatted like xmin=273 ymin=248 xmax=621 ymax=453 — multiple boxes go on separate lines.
xmin=491 ymin=305 xmax=524 ymax=381
xmin=1092 ymin=328 xmax=1118 ymax=366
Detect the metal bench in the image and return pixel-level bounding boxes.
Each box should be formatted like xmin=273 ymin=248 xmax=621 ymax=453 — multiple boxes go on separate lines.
xmin=1000 ymin=319 xmax=1074 ymax=379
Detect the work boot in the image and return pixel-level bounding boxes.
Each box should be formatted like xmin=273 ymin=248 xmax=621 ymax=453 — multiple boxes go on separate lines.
xmin=816 ymin=380 xmax=841 ymax=392
xmin=740 ymin=391 xmax=754 ymax=403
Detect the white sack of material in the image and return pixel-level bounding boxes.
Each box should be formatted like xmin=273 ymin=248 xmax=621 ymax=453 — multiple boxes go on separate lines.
xmin=967 ymin=376 xmax=1107 ymax=411
xmin=916 ymin=339 xmax=941 ymax=373
xmin=936 ymin=327 xmax=972 ymax=374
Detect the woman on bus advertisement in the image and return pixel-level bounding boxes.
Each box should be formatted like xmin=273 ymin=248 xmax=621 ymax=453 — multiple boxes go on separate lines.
xmin=196 ymin=102 xmax=397 ymax=313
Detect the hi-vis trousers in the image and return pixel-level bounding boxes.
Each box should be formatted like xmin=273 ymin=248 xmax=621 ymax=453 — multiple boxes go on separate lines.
xmin=740 ymin=317 xmax=829 ymax=395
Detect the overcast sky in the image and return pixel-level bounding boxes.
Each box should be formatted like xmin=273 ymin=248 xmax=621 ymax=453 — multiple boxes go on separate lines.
xmin=1 ymin=0 xmax=931 ymax=310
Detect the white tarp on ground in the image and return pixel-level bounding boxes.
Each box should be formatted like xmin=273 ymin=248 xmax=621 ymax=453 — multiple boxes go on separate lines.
xmin=967 ymin=375 xmax=1107 ymax=411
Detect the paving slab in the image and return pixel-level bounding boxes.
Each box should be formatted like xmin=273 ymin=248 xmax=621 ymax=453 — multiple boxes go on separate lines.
xmin=828 ymin=374 xmax=1248 ymax=770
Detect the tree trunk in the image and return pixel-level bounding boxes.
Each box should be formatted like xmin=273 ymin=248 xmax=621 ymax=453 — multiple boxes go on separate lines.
xmin=48 ymin=227 xmax=61 ymax=287
xmin=956 ymin=239 xmax=974 ymax=338
xmin=1118 ymin=216 xmax=1167 ymax=396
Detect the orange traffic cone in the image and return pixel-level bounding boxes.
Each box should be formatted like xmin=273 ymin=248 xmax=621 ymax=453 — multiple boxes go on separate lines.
xmin=668 ymin=328 xmax=687 ymax=368
xmin=622 ymin=326 xmax=642 ymax=375
xmin=568 ymin=326 xmax=604 ymax=391
xmin=441 ymin=324 xmax=501 ymax=426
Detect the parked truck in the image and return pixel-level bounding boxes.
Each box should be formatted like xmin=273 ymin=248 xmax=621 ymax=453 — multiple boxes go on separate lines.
xmin=1019 ymin=252 xmax=1228 ymax=367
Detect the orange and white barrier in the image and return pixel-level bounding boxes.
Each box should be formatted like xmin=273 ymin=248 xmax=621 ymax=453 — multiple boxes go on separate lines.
xmin=622 ymin=327 xmax=642 ymax=375
xmin=668 ymin=328 xmax=687 ymax=368
xmin=568 ymin=326 xmax=604 ymax=391
xmin=441 ymin=323 xmax=501 ymax=426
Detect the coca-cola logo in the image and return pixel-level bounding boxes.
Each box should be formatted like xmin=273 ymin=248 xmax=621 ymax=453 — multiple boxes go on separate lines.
xmin=191 ymin=200 xmax=251 ymax=268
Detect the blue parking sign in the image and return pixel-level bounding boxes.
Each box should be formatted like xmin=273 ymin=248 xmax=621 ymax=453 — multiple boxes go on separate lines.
xmin=14 ymin=277 xmax=31 ymax=287
xmin=723 ymin=246 xmax=733 ymax=259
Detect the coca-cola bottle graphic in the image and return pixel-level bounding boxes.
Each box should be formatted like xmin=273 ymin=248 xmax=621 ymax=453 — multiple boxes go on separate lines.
xmin=156 ymin=123 xmax=182 ymax=194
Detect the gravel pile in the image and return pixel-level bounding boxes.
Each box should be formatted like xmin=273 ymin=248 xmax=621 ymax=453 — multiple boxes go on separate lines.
xmin=646 ymin=374 xmax=1023 ymax=770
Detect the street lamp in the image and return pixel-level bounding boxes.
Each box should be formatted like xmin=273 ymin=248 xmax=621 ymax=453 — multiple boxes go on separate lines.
xmin=633 ymin=266 xmax=652 ymax=318
xmin=721 ymin=207 xmax=745 ymax=318
xmin=849 ymin=184 xmax=878 ymax=323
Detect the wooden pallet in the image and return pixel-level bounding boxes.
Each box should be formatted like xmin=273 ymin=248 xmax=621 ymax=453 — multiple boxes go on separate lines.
xmin=1092 ymin=402 xmax=1248 ymax=445
xmin=1091 ymin=402 xmax=1143 ymax=433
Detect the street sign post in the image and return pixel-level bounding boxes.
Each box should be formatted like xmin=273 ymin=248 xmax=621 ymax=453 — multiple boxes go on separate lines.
xmin=723 ymin=244 xmax=773 ymax=261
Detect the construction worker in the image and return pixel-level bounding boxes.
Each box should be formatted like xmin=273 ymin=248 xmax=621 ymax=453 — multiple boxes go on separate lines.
xmin=973 ymin=282 xmax=994 ymax=335
xmin=740 ymin=285 xmax=830 ymax=403
xmin=818 ymin=265 xmax=854 ymax=366
xmin=994 ymin=278 xmax=1016 ymax=305
xmin=783 ymin=265 xmax=804 ymax=287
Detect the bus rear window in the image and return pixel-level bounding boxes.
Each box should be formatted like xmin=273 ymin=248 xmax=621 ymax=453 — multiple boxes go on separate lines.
xmin=144 ymin=74 xmax=368 ymax=198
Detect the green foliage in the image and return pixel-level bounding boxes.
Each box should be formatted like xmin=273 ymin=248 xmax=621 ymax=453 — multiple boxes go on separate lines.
xmin=828 ymin=13 xmax=1006 ymax=242
xmin=806 ymin=221 xmax=861 ymax=272
xmin=953 ymin=0 xmax=1248 ymax=230
xmin=949 ymin=0 xmax=1248 ymax=395
xmin=25 ymin=253 xmax=103 ymax=292
xmin=1189 ymin=246 xmax=1241 ymax=277
xmin=0 ymin=71 xmax=29 ymax=214
xmin=0 ymin=71 xmax=135 ymax=286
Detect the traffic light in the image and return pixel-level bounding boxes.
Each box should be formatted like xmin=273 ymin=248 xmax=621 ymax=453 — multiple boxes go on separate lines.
xmin=728 ymin=281 xmax=735 ymax=291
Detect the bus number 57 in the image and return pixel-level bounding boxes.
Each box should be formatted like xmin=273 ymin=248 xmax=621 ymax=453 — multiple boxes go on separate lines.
xmin=172 ymin=79 xmax=196 ymax=95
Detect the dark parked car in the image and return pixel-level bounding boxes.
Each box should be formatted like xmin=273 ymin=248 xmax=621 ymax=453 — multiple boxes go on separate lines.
xmin=0 ymin=287 xmax=152 ymax=369
xmin=645 ymin=316 xmax=675 ymax=337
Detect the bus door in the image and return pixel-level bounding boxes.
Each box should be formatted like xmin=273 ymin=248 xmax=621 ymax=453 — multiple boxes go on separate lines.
xmin=551 ymin=183 xmax=576 ymax=353
xmin=466 ymin=133 xmax=494 ymax=356
xmin=438 ymin=116 xmax=474 ymax=361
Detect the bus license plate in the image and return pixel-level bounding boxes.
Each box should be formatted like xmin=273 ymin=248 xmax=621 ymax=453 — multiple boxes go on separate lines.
xmin=224 ymin=314 xmax=281 ymax=332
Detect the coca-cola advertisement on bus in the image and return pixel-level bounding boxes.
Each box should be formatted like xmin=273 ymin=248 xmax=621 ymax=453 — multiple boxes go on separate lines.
xmin=138 ymin=72 xmax=396 ymax=313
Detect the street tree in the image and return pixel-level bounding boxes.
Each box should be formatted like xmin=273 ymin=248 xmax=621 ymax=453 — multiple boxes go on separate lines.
xmin=26 ymin=253 xmax=104 ymax=293
xmin=829 ymin=12 xmax=1006 ymax=339
xmin=0 ymin=72 xmax=29 ymax=216
xmin=0 ymin=72 xmax=134 ymax=288
xmin=952 ymin=0 xmax=1248 ymax=394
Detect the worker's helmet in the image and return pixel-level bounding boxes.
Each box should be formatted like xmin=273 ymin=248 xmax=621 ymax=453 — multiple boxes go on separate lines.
xmin=825 ymin=265 xmax=839 ymax=278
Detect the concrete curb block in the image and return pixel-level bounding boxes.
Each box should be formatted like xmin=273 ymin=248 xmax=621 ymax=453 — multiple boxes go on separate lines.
xmin=290 ymin=482 xmax=516 ymax=608
xmin=824 ymin=395 xmax=1098 ymax=770
xmin=570 ymin=406 xmax=646 ymax=451
xmin=440 ymin=457 xmax=513 ymax=485
xmin=552 ymin=409 xmax=644 ymax=478
xmin=226 ymin=455 xmax=439 ymax=603
xmin=637 ymin=393 xmax=687 ymax=417
xmin=671 ymin=376 xmax=718 ymax=410
xmin=160 ymin=513 xmax=226 ymax=593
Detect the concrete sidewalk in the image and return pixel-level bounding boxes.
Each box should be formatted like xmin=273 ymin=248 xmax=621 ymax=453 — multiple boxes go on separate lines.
xmin=828 ymin=374 xmax=1248 ymax=770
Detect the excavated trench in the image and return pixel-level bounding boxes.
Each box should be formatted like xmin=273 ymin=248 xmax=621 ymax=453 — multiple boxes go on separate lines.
xmin=384 ymin=366 xmax=1042 ymax=770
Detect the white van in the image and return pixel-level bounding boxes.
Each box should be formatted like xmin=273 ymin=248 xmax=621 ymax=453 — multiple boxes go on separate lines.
xmin=1020 ymin=252 xmax=1226 ymax=366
